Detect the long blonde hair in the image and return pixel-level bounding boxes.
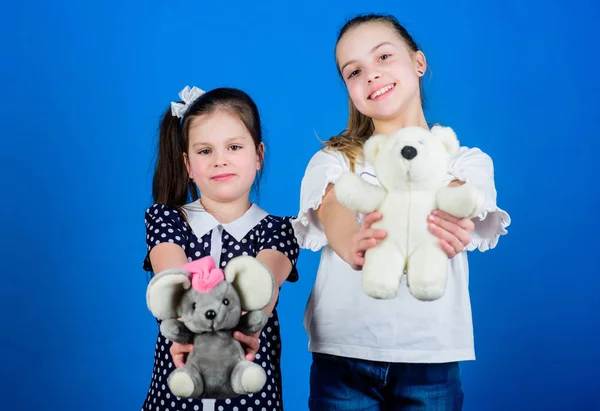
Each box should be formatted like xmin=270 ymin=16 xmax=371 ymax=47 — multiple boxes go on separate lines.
xmin=324 ymin=13 xmax=424 ymax=171
xmin=324 ymin=97 xmax=374 ymax=171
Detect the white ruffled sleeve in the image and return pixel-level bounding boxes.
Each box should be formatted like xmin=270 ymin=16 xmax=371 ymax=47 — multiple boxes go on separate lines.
xmin=291 ymin=148 xmax=349 ymax=251
xmin=447 ymin=147 xmax=511 ymax=252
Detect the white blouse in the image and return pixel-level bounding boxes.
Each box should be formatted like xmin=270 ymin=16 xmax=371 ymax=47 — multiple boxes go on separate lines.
xmin=291 ymin=146 xmax=511 ymax=363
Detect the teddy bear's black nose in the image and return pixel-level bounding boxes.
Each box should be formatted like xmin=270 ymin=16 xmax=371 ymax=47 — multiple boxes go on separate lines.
xmin=205 ymin=310 xmax=217 ymax=320
xmin=401 ymin=146 xmax=417 ymax=160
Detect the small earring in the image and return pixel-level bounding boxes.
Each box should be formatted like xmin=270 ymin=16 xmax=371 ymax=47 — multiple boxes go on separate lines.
xmin=417 ymin=70 xmax=424 ymax=75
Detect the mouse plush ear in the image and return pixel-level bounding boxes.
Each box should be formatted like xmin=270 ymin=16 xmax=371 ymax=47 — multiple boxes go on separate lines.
xmin=224 ymin=256 xmax=275 ymax=311
xmin=431 ymin=125 xmax=459 ymax=157
xmin=146 ymin=268 xmax=191 ymax=320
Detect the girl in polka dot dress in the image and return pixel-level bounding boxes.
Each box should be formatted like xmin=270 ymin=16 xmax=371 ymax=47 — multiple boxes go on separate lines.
xmin=141 ymin=86 xmax=299 ymax=411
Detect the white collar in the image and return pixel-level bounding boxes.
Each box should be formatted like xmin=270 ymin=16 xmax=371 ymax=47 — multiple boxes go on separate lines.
xmin=182 ymin=199 xmax=268 ymax=242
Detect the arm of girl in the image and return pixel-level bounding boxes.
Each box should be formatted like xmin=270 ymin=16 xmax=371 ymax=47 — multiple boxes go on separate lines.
xmin=233 ymin=249 xmax=292 ymax=361
xmin=317 ymin=184 xmax=386 ymax=270
xmin=427 ymin=148 xmax=510 ymax=255
xmin=292 ymin=148 xmax=385 ymax=270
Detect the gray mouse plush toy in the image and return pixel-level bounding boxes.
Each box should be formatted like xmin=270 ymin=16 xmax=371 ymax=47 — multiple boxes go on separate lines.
xmin=146 ymin=255 xmax=275 ymax=399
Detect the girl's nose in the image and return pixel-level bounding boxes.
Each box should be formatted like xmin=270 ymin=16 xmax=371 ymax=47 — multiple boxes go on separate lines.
xmin=212 ymin=151 xmax=228 ymax=167
xmin=367 ymin=71 xmax=382 ymax=82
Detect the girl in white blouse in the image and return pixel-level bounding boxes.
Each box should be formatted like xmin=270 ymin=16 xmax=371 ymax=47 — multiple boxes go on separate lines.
xmin=292 ymin=13 xmax=511 ymax=411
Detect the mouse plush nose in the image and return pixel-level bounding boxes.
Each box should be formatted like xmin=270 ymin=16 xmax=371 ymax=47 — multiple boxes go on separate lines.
xmin=205 ymin=310 xmax=217 ymax=320
xmin=401 ymin=146 xmax=417 ymax=160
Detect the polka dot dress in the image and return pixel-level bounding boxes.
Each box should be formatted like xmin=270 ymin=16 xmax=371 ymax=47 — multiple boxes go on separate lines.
xmin=141 ymin=203 xmax=299 ymax=411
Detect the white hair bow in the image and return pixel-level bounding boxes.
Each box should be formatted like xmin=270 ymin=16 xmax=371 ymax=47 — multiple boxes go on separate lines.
xmin=170 ymin=86 xmax=205 ymax=118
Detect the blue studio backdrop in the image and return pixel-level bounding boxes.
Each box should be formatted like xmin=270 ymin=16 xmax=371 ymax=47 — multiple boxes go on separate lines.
xmin=1 ymin=0 xmax=599 ymax=410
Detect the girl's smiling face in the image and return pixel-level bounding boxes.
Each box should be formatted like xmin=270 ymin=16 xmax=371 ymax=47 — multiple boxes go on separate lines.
xmin=336 ymin=21 xmax=426 ymax=123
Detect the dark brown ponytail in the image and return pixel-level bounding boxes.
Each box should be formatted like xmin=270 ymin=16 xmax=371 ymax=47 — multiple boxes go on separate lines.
xmin=151 ymin=106 xmax=199 ymax=212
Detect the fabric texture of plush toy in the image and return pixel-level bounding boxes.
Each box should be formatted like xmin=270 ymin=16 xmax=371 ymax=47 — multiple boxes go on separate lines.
xmin=146 ymin=255 xmax=275 ymax=399
xmin=334 ymin=125 xmax=484 ymax=301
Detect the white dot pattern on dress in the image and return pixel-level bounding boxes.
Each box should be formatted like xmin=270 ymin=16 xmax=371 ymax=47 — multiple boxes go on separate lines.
xmin=142 ymin=206 xmax=298 ymax=411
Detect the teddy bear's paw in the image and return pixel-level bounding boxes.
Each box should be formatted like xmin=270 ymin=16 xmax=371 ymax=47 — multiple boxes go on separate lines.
xmin=168 ymin=369 xmax=203 ymax=398
xmin=362 ymin=252 xmax=403 ymax=300
xmin=363 ymin=281 xmax=398 ymax=300
xmin=334 ymin=172 xmax=363 ymax=211
xmin=232 ymin=361 xmax=267 ymax=394
xmin=470 ymin=187 xmax=485 ymax=218
xmin=409 ymin=283 xmax=445 ymax=301
xmin=437 ymin=185 xmax=486 ymax=219
xmin=406 ymin=245 xmax=448 ymax=301
xmin=241 ymin=363 xmax=267 ymax=393
xmin=362 ymin=276 xmax=399 ymax=300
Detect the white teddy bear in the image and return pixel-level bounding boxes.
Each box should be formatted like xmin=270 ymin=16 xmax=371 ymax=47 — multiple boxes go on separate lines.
xmin=334 ymin=125 xmax=485 ymax=301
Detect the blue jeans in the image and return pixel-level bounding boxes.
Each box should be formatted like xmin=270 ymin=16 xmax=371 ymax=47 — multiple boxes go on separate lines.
xmin=309 ymin=353 xmax=464 ymax=410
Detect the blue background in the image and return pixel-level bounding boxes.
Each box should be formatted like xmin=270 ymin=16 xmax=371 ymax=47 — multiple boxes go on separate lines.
xmin=1 ymin=0 xmax=599 ymax=410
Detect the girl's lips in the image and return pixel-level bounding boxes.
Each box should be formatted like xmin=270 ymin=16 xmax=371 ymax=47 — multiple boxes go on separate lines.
xmin=368 ymin=83 xmax=396 ymax=100
xmin=211 ymin=173 xmax=236 ymax=182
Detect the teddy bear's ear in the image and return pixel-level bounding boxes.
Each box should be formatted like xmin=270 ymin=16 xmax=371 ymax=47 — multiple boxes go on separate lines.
xmin=224 ymin=256 xmax=275 ymax=311
xmin=431 ymin=125 xmax=459 ymax=157
xmin=146 ymin=268 xmax=191 ymax=320
xmin=363 ymin=134 xmax=387 ymax=164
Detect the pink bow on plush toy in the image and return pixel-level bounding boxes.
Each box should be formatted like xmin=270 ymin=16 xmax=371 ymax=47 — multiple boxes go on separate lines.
xmin=181 ymin=256 xmax=225 ymax=293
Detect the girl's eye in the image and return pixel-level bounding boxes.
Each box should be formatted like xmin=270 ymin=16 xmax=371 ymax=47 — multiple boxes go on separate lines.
xmin=198 ymin=149 xmax=211 ymax=155
xmin=347 ymin=69 xmax=360 ymax=79
xmin=379 ymin=53 xmax=391 ymax=61
xmin=229 ymin=145 xmax=242 ymax=151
